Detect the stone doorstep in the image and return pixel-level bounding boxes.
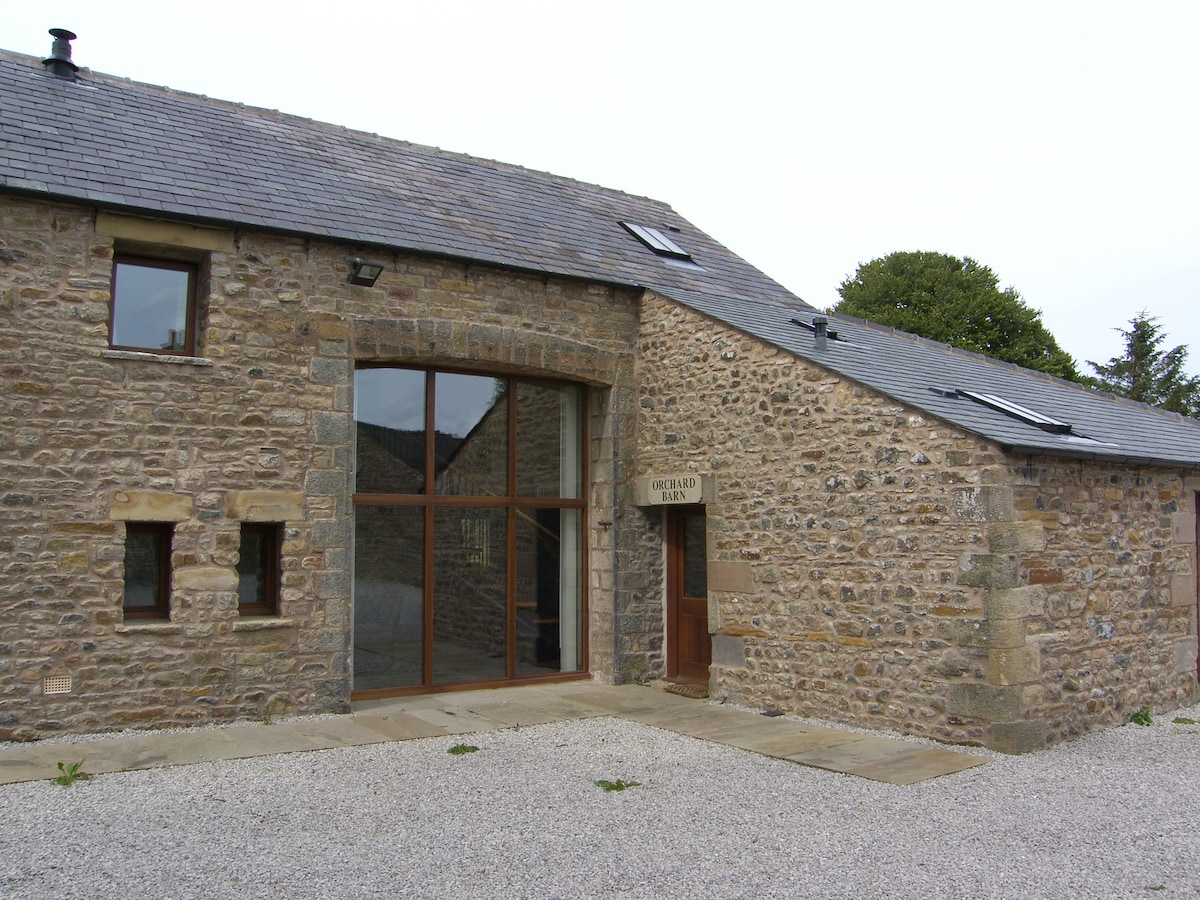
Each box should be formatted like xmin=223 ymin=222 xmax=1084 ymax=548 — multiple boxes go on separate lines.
xmin=0 ymin=684 xmax=987 ymax=786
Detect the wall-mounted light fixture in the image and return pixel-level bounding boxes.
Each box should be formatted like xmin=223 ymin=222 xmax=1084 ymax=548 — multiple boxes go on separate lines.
xmin=348 ymin=258 xmax=385 ymax=287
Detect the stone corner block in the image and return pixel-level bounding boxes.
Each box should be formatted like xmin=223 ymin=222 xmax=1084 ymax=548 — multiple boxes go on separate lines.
xmin=1173 ymin=638 xmax=1198 ymax=676
xmin=711 ymin=633 xmax=747 ymax=669
xmin=1171 ymin=574 xmax=1198 ymax=608
xmin=226 ymin=491 xmax=304 ymax=522
xmin=986 ymin=720 xmax=1046 ymax=754
xmin=983 ymin=585 xmax=1047 ymax=620
xmin=1173 ymin=511 xmax=1198 ymax=545
xmin=954 ymin=618 xmax=1025 ymax=650
xmin=989 ymin=645 xmax=1041 ymax=685
xmin=958 ymin=554 xmax=1018 ymax=589
xmin=987 ymin=521 xmax=1045 ymax=554
xmin=109 ymin=490 xmax=193 ymax=522
xmin=979 ymin=467 xmax=1015 ymax=486
xmin=708 ymin=560 xmax=754 ymax=594
xmin=948 ymin=682 xmax=1022 ymax=723
xmin=952 ymin=484 xmax=1014 ymax=523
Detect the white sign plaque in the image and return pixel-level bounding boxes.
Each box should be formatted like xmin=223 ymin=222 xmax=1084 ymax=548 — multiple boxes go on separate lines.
xmin=644 ymin=474 xmax=703 ymax=505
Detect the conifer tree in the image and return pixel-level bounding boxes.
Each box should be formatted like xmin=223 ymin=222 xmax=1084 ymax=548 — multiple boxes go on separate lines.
xmin=1087 ymin=313 xmax=1199 ymax=417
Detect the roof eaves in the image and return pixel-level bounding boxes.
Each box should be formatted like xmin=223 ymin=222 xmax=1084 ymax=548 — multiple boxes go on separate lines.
xmin=999 ymin=442 xmax=1200 ymax=470
xmin=0 ymin=178 xmax=650 ymax=293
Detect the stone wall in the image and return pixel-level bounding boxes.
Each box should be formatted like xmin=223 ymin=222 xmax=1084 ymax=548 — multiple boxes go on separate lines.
xmin=636 ymin=292 xmax=1197 ymax=750
xmin=0 ymin=195 xmax=643 ymax=738
xmin=1007 ymin=462 xmax=1197 ymax=745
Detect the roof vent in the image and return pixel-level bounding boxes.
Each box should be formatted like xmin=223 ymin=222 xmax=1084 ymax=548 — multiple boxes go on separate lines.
xmin=812 ymin=315 xmax=829 ymax=351
xmin=790 ymin=317 xmax=840 ymax=344
xmin=43 ymin=28 xmax=79 ymax=79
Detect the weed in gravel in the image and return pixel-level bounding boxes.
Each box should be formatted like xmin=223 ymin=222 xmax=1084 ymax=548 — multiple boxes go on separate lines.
xmin=447 ymin=744 xmax=479 ymax=755
xmin=1130 ymin=709 xmax=1152 ymax=726
xmin=1173 ymin=717 xmax=1197 ymax=725
xmin=53 ymin=760 xmax=92 ymax=787
xmin=595 ymin=779 xmax=640 ymax=792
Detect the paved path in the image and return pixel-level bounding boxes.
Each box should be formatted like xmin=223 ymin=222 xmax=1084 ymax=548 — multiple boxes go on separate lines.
xmin=0 ymin=682 xmax=986 ymax=787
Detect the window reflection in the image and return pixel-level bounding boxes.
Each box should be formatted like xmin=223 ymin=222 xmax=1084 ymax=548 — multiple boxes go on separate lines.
xmin=354 ymin=506 xmax=425 ymax=690
xmin=353 ymin=367 xmax=585 ymax=693
xmin=355 ymin=368 xmax=427 ymax=494
xmin=683 ymin=513 xmax=707 ymax=598
xmin=433 ymin=373 xmax=507 ymax=497
xmin=111 ymin=260 xmax=194 ymax=354
xmin=516 ymin=382 xmax=582 ymax=499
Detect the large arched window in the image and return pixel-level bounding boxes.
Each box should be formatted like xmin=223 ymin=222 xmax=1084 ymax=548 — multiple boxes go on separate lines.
xmin=352 ymin=366 xmax=586 ymax=695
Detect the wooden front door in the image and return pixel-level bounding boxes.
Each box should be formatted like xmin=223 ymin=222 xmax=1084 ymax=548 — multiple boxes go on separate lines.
xmin=667 ymin=506 xmax=710 ymax=681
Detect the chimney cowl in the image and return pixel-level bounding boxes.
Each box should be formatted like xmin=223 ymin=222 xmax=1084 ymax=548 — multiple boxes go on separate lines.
xmin=43 ymin=28 xmax=79 ymax=79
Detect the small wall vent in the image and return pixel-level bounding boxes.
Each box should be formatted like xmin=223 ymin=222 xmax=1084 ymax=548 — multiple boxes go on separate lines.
xmin=43 ymin=675 xmax=73 ymax=695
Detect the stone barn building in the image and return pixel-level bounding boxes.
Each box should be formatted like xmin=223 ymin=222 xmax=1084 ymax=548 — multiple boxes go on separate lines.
xmin=1 ymin=34 xmax=1198 ymax=751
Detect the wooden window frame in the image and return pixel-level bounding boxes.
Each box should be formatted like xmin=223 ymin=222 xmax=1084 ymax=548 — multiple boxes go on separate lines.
xmin=237 ymin=522 xmax=282 ymax=617
xmin=352 ymin=365 xmax=589 ymax=697
xmin=110 ymin=254 xmax=199 ymax=356
xmin=122 ymin=522 xmax=172 ymax=620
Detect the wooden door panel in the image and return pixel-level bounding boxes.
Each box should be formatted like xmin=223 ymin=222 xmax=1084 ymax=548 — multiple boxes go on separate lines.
xmin=668 ymin=507 xmax=710 ymax=681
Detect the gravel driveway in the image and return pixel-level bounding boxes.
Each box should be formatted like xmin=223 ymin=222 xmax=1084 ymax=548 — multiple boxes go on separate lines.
xmin=2 ymin=712 xmax=1198 ymax=898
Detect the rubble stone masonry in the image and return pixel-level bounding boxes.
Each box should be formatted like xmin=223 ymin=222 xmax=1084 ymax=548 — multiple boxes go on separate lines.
xmin=0 ymin=196 xmax=642 ymax=739
xmin=636 ymin=292 xmax=1197 ymax=751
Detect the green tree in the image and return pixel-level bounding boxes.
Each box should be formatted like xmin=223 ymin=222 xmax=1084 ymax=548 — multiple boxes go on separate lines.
xmin=834 ymin=251 xmax=1079 ymax=380
xmin=1086 ymin=313 xmax=1200 ymax=417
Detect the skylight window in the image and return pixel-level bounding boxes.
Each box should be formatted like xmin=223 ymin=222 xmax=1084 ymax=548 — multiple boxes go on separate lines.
xmin=957 ymin=390 xmax=1072 ymax=434
xmin=620 ymin=221 xmax=691 ymax=260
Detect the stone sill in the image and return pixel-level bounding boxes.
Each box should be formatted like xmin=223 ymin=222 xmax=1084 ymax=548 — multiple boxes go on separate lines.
xmin=116 ymin=621 xmax=182 ymax=635
xmin=232 ymin=617 xmax=295 ymax=632
xmin=101 ymin=349 xmax=214 ymax=367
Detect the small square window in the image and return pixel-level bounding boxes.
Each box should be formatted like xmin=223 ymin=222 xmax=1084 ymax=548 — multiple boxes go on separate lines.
xmin=123 ymin=522 xmax=172 ymax=620
xmin=110 ymin=255 xmax=198 ymax=355
xmin=237 ymin=523 xmax=282 ymax=616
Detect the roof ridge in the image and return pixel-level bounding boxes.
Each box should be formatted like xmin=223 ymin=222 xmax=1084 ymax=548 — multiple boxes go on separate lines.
xmin=0 ymin=48 xmax=677 ymax=215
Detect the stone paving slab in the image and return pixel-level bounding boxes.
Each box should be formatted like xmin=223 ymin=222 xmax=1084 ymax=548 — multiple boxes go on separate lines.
xmin=0 ymin=683 xmax=987 ymax=786
xmin=453 ymin=702 xmax=575 ymax=728
xmin=403 ymin=706 xmax=508 ymax=734
xmin=350 ymin=713 xmax=451 ymax=742
xmin=848 ymin=747 xmax=989 ymax=786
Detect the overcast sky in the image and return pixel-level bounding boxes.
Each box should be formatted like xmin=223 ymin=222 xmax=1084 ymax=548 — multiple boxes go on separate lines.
xmin=10 ymin=2 xmax=1198 ymax=376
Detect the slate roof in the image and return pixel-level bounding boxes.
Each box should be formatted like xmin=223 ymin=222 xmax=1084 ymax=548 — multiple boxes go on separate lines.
xmin=0 ymin=50 xmax=802 ymax=315
xmin=680 ymin=289 xmax=1200 ymax=469
xmin=2 ymin=48 xmax=1198 ymax=469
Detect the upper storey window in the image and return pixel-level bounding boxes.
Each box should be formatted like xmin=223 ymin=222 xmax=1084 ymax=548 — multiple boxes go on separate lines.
xmin=110 ymin=255 xmax=198 ymax=355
